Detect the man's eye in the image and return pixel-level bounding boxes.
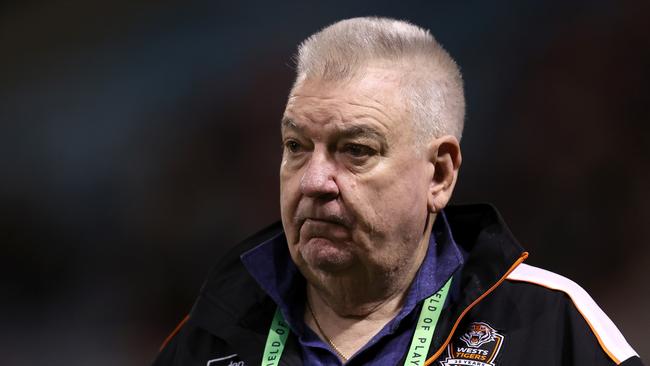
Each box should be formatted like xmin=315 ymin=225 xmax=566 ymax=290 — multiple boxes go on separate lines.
xmin=343 ymin=144 xmax=376 ymax=158
xmin=284 ymin=140 xmax=301 ymax=153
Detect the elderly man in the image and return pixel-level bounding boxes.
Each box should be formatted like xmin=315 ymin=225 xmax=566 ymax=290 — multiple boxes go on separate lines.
xmin=153 ymin=17 xmax=642 ymax=366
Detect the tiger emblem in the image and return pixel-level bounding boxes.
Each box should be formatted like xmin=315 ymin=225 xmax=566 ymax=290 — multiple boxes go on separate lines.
xmin=459 ymin=322 xmax=498 ymax=348
xmin=441 ymin=322 xmax=505 ymax=366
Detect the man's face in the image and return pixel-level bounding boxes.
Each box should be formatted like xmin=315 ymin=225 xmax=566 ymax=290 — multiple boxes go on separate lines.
xmin=280 ymin=66 xmax=434 ymax=281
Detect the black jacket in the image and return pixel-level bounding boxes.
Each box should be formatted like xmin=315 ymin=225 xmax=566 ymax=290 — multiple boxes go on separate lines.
xmin=153 ymin=204 xmax=643 ymax=366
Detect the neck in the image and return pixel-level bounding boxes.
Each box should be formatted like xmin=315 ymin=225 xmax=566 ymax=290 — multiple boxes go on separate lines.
xmin=304 ymin=281 xmax=407 ymax=362
xmin=306 ymin=259 xmax=420 ymax=319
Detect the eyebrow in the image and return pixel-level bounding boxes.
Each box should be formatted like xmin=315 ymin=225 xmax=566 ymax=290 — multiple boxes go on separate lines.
xmin=281 ymin=117 xmax=301 ymax=133
xmin=338 ymin=125 xmax=387 ymax=146
xmin=282 ymin=117 xmax=387 ymax=144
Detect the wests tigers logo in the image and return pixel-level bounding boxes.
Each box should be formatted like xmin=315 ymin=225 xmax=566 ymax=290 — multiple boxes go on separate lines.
xmin=440 ymin=322 xmax=505 ymax=366
xmin=459 ymin=322 xmax=499 ymax=348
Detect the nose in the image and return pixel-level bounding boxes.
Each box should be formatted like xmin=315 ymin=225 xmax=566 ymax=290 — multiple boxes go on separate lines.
xmin=299 ymin=149 xmax=340 ymax=199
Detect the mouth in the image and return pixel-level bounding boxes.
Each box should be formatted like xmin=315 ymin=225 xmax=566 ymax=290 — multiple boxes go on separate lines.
xmin=296 ymin=212 xmax=350 ymax=228
xmin=304 ymin=217 xmax=346 ymax=226
xmin=298 ymin=217 xmax=351 ymax=243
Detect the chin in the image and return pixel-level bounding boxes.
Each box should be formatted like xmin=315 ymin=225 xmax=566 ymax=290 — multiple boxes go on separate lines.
xmin=299 ymin=237 xmax=355 ymax=273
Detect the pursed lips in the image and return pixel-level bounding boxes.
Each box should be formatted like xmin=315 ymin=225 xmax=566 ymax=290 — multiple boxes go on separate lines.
xmin=296 ymin=212 xmax=351 ymax=228
xmin=299 ymin=217 xmax=351 ymax=242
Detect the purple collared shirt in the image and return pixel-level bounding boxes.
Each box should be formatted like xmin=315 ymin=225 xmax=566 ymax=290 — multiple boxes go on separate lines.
xmin=241 ymin=212 xmax=463 ymax=365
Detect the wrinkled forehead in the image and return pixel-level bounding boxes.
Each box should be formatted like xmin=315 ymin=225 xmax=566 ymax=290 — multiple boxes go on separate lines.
xmin=283 ymin=66 xmax=413 ymax=132
xmin=290 ymin=63 xmax=408 ymax=100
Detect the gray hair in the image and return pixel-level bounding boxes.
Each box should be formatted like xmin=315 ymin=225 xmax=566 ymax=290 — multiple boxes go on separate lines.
xmin=292 ymin=17 xmax=465 ymax=143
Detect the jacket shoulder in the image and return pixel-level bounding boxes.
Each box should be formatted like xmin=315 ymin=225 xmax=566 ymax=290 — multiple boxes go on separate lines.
xmin=506 ymin=263 xmax=640 ymax=365
xmin=194 ymin=221 xmax=284 ymax=329
xmin=153 ymin=222 xmax=285 ymax=366
xmin=202 ymin=221 xmax=284 ymax=292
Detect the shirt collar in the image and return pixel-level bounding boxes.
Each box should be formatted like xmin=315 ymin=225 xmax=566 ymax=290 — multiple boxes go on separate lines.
xmin=240 ymin=210 xmax=464 ymax=335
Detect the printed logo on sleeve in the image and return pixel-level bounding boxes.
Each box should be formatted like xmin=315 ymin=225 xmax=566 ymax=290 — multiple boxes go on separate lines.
xmin=207 ymin=353 xmax=246 ymax=366
xmin=440 ymin=322 xmax=504 ymax=366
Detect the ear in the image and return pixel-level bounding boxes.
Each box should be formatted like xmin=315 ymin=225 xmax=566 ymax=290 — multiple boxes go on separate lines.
xmin=426 ymin=135 xmax=462 ymax=213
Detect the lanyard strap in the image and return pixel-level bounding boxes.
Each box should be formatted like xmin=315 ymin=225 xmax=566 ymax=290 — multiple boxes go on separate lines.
xmin=261 ymin=277 xmax=452 ymax=366
xmin=261 ymin=308 xmax=290 ymax=366
xmin=403 ymin=277 xmax=452 ymax=365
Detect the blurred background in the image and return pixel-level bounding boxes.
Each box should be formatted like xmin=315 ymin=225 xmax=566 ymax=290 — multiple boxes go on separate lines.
xmin=1 ymin=0 xmax=648 ymax=364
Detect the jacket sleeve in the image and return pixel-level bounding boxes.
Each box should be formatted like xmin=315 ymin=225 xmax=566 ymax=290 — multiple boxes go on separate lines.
xmin=506 ymin=264 xmax=643 ymax=366
xmin=563 ymin=297 xmax=643 ymax=366
xmin=620 ymin=356 xmax=645 ymax=366
xmin=151 ymin=315 xmax=237 ymax=366
xmin=151 ymin=315 xmax=188 ymax=366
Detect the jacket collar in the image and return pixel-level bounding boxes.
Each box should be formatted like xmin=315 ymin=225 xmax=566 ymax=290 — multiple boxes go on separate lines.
xmin=422 ymin=203 xmax=527 ymax=361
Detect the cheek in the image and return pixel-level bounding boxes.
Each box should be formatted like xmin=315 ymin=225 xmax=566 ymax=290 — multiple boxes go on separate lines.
xmin=280 ymin=170 xmax=301 ymax=243
xmin=280 ymin=163 xmax=300 ymax=204
xmin=352 ymin=166 xmax=429 ymax=236
xmin=379 ymin=184 xmax=427 ymax=227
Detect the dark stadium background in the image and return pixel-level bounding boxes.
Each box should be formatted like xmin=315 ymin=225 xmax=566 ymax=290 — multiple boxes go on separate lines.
xmin=1 ymin=1 xmax=648 ymax=364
